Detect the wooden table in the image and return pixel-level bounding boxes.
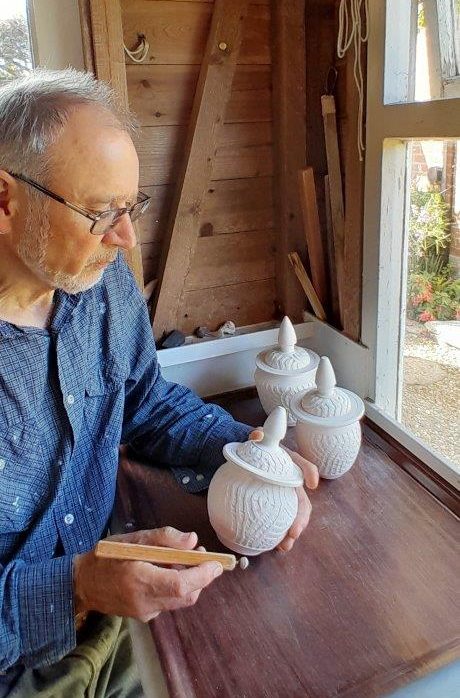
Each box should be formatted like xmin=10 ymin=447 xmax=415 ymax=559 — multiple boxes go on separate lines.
xmin=116 ymin=392 xmax=460 ymax=698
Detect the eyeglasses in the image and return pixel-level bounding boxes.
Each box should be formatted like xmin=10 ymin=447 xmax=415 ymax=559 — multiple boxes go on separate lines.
xmin=9 ymin=172 xmax=151 ymax=236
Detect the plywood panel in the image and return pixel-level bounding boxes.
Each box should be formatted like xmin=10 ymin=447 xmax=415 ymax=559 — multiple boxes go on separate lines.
xmin=127 ymin=64 xmax=271 ymax=126
xmin=179 ymin=278 xmax=277 ymax=333
xmin=122 ymin=2 xmax=270 ymax=65
xmin=185 ymin=228 xmax=275 ymax=290
xmin=137 ymin=122 xmax=273 ymax=186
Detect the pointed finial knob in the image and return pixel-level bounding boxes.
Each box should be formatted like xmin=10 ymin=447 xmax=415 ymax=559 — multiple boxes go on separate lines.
xmin=260 ymin=406 xmax=287 ymax=448
xmin=278 ymin=316 xmax=297 ymax=354
xmin=316 ymin=356 xmax=336 ymax=397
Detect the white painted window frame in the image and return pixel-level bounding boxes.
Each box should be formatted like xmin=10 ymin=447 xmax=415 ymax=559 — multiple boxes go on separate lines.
xmin=361 ymin=0 xmax=460 ymax=488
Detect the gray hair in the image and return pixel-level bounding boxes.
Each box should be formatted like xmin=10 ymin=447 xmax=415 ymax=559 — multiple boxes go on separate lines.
xmin=0 ymin=67 xmax=137 ymax=182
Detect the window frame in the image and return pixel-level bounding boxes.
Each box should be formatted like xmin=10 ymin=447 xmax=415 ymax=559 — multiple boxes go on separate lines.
xmin=360 ymin=0 xmax=460 ymax=488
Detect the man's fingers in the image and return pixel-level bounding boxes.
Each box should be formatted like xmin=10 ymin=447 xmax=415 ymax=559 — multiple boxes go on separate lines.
xmin=249 ymin=428 xmax=264 ymax=442
xmin=109 ymin=526 xmax=198 ymax=550
xmin=283 ymin=447 xmax=319 ymax=490
xmin=144 ymin=560 xmax=223 ymax=601
xmin=276 ymin=488 xmax=311 ymax=552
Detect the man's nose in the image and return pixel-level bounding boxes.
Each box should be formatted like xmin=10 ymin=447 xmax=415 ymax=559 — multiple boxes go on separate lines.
xmin=102 ymin=213 xmax=137 ymax=250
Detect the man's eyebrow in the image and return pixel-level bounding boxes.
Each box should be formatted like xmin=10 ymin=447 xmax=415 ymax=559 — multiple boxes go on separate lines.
xmin=87 ymin=193 xmax=138 ymax=207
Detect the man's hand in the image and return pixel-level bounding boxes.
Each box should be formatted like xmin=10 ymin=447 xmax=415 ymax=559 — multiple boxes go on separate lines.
xmin=249 ymin=427 xmax=319 ymax=552
xmin=73 ymin=527 xmax=223 ymax=623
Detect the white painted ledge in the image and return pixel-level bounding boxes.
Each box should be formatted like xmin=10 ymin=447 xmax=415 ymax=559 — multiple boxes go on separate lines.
xmin=157 ymin=321 xmax=315 ymax=397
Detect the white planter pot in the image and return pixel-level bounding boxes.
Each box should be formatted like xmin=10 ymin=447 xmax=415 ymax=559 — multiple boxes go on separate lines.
xmin=291 ymin=356 xmax=365 ymax=480
xmin=207 ymin=407 xmax=304 ymax=555
xmin=254 ymin=317 xmax=319 ymax=426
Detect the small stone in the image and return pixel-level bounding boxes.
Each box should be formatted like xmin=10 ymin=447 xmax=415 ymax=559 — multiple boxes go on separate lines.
xmin=239 ymin=556 xmax=249 ymax=570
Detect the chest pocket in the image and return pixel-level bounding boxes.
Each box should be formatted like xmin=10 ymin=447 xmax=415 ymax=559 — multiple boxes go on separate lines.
xmin=0 ymin=422 xmax=47 ymax=533
xmin=84 ymin=357 xmax=128 ymax=445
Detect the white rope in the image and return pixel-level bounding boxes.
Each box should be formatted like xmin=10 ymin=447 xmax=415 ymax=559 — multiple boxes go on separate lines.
xmin=124 ymin=35 xmax=150 ymax=63
xmin=337 ymin=0 xmax=369 ymax=161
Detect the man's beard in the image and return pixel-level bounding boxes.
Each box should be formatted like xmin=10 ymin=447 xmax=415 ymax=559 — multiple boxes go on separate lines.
xmin=16 ymin=196 xmax=117 ymax=294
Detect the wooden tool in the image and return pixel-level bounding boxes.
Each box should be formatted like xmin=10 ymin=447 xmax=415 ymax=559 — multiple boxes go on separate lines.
xmin=324 ymin=175 xmax=342 ymax=329
xmin=298 ymin=168 xmax=328 ymax=311
xmin=95 ymin=540 xmax=238 ymax=571
xmin=288 ymin=252 xmax=326 ymax=321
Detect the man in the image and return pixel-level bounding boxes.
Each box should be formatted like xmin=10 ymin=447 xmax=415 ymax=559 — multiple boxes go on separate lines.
xmin=0 ymin=69 xmax=317 ymax=696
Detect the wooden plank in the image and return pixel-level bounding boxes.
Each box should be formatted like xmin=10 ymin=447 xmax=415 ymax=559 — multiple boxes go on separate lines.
xmin=152 ymin=0 xmax=250 ymax=339
xmin=288 ymin=251 xmax=326 ymax=321
xmin=324 ymin=175 xmax=341 ymax=328
xmin=137 ymin=122 xmax=273 ymax=187
xmin=272 ymin=0 xmax=307 ymax=322
xmin=77 ymin=0 xmax=95 ymax=73
xmin=138 ymin=176 xmax=274 ymax=244
xmin=321 ymin=94 xmax=345 ymax=325
xmin=86 ymin=0 xmax=144 ymax=289
xmin=298 ymin=168 xmax=328 ymax=310
xmin=122 ymin=2 xmax=270 ymax=66
xmin=185 ymin=229 xmax=275 ymax=290
xmin=126 ymin=64 xmax=271 ymax=127
xmin=179 ymin=278 xmax=276 ymax=334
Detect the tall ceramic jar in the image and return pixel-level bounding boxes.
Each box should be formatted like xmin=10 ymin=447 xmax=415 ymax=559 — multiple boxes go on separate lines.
xmin=207 ymin=407 xmax=304 ymax=556
xmin=291 ymin=356 xmax=365 ymax=480
xmin=255 ymin=316 xmax=319 ymax=426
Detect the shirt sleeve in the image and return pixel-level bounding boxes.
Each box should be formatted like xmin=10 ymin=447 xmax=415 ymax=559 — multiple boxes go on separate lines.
xmin=0 ymin=555 xmax=76 ymax=670
xmin=117 ymin=261 xmax=253 ymax=492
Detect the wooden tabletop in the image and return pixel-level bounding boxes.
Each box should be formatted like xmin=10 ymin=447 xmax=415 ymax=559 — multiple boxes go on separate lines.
xmin=116 ymin=392 xmax=460 ymax=698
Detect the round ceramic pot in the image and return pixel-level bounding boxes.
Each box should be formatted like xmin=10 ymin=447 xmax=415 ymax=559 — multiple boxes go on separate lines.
xmin=255 ymin=317 xmax=319 ymax=426
xmin=291 ymin=357 xmax=365 ymax=480
xmin=207 ymin=407 xmax=304 ymax=555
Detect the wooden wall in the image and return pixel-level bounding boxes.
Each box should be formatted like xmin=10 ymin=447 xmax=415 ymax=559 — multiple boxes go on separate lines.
xmin=122 ymin=0 xmax=277 ymax=334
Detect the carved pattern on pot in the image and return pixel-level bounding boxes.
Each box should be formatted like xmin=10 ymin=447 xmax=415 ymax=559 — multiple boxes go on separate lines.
xmin=257 ymin=379 xmax=315 ymax=425
xmin=300 ymin=424 xmax=362 ymax=479
xmin=224 ymin=474 xmax=297 ymax=551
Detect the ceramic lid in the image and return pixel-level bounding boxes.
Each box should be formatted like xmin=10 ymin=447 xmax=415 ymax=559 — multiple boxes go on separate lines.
xmin=255 ymin=316 xmax=318 ymax=376
xmin=223 ymin=407 xmax=304 ymax=487
xmin=291 ymin=356 xmax=365 ymax=427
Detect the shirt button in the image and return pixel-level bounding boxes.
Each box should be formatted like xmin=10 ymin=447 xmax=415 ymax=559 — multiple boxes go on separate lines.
xmin=196 ymin=474 xmax=205 ymax=482
xmin=0 ymin=458 xmax=5 ymax=471
xmin=66 ymin=394 xmax=75 ymax=405
xmin=64 ymin=513 xmax=74 ymax=525
xmin=181 ymin=476 xmax=190 ymax=485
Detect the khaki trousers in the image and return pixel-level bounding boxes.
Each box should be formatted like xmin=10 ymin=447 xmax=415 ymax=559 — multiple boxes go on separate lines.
xmin=4 ymin=614 xmax=143 ymax=698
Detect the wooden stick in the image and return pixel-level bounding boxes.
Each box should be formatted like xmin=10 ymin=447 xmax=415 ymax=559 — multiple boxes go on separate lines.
xmin=324 ymin=175 xmax=342 ymax=329
xmin=288 ymin=252 xmax=326 ymax=321
xmin=298 ymin=168 xmax=328 ymax=310
xmin=321 ymin=95 xmax=345 ymax=321
xmin=95 ymin=540 xmax=237 ymax=571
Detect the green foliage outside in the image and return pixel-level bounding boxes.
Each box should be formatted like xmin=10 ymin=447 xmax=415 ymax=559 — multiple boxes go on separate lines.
xmin=407 ymin=189 xmax=460 ymax=322
xmin=0 ymin=15 xmax=33 ymax=82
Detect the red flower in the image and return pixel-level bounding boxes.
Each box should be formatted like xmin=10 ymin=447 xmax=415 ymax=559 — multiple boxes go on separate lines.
xmin=419 ymin=310 xmax=435 ymax=322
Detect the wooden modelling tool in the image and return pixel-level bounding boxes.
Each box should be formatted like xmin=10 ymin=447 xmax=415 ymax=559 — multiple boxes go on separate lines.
xmin=95 ymin=540 xmax=248 ymax=571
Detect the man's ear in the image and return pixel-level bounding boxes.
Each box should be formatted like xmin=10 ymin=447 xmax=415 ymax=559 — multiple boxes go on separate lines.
xmin=0 ymin=170 xmax=19 ymax=235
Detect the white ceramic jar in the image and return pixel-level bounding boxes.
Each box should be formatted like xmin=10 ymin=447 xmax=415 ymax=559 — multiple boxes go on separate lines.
xmin=254 ymin=316 xmax=319 ymax=426
xmin=291 ymin=356 xmax=365 ymax=480
xmin=207 ymin=407 xmax=304 ymax=555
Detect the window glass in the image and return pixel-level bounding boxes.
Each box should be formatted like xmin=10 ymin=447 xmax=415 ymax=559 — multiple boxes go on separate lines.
xmin=400 ymin=139 xmax=460 ymax=466
xmin=385 ymin=1 xmax=460 ymax=103
xmin=0 ymin=0 xmax=34 ymax=82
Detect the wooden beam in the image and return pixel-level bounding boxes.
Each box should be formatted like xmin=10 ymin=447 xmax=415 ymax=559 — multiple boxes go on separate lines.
xmin=81 ymin=0 xmax=144 ymax=289
xmin=288 ymin=252 xmax=326 ymax=321
xmin=152 ymin=0 xmax=249 ymax=339
xmin=272 ymin=0 xmax=307 ymax=322
xmin=298 ymin=168 xmax=328 ymax=310
xmin=321 ymin=94 xmax=344 ymax=325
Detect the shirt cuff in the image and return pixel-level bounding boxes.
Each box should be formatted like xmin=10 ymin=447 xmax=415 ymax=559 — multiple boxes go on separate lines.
xmin=171 ymin=420 xmax=253 ymax=493
xmin=16 ymin=555 xmax=76 ymax=668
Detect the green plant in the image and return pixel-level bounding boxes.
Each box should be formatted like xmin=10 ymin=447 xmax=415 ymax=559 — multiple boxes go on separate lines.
xmin=407 ymin=267 xmax=460 ymax=322
xmin=408 ymin=189 xmax=451 ymax=274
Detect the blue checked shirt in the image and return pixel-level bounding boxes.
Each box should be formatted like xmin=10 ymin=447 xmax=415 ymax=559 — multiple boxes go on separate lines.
xmin=0 ymin=254 xmax=251 ymax=671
